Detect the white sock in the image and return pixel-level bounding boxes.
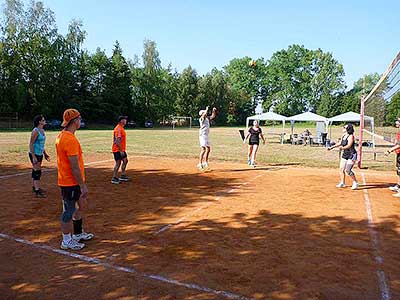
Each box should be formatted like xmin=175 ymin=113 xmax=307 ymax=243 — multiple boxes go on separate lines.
xmin=63 ymin=233 xmax=71 ymax=242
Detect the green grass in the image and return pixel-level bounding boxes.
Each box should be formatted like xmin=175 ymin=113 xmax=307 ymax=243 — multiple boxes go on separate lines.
xmin=0 ymin=126 xmax=396 ymax=171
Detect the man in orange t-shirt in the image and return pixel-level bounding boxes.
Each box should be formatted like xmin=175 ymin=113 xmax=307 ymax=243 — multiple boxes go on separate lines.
xmin=56 ymin=108 xmax=94 ymax=250
xmin=111 ymin=116 xmax=129 ymax=184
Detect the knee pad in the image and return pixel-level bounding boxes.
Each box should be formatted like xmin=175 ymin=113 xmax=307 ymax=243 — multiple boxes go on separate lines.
xmin=345 ymin=165 xmax=354 ymax=176
xmin=61 ymin=208 xmax=75 ymax=223
xmin=61 ymin=200 xmax=76 ymax=223
xmin=32 ymin=169 xmax=41 ymax=180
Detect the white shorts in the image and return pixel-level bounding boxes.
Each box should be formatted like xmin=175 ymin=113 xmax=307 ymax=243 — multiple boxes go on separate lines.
xmin=199 ymin=135 xmax=210 ymax=147
xmin=340 ymin=158 xmax=355 ymax=169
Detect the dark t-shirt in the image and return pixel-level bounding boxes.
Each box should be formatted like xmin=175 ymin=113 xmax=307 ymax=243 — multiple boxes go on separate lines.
xmin=249 ymin=127 xmax=262 ymax=144
xmin=341 ymin=134 xmax=356 ymax=159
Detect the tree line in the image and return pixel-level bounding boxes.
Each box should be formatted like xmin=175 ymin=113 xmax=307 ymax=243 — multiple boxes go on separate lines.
xmin=0 ymin=0 xmax=398 ymax=126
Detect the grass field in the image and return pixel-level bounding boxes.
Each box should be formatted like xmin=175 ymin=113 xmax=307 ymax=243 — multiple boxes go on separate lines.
xmin=0 ymin=125 xmax=396 ymax=173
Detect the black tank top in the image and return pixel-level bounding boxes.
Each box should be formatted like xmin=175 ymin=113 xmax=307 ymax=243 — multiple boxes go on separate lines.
xmin=249 ymin=127 xmax=262 ymax=144
xmin=341 ymin=134 xmax=356 ymax=159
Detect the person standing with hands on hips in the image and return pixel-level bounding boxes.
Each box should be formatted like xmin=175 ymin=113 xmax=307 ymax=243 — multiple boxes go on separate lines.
xmin=198 ymin=106 xmax=217 ymax=171
xmin=56 ymin=109 xmax=94 ymax=250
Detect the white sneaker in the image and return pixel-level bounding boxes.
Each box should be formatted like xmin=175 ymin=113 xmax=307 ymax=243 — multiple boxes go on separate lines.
xmin=336 ymin=182 xmax=345 ymax=188
xmin=393 ymin=192 xmax=400 ymax=198
xmin=389 ymin=185 xmax=400 ymax=192
xmin=61 ymin=239 xmax=85 ymax=250
xmin=351 ymin=182 xmax=359 ymax=190
xmin=197 ymin=163 xmax=203 ymax=171
xmin=202 ymin=162 xmax=209 ymax=170
xmin=73 ymin=232 xmax=94 ymax=241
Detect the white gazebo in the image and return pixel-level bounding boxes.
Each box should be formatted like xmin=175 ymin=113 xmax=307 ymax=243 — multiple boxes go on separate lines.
xmin=287 ymin=112 xmax=328 ymax=144
xmin=327 ymin=111 xmax=375 ymax=147
xmin=246 ymin=111 xmax=287 ymax=144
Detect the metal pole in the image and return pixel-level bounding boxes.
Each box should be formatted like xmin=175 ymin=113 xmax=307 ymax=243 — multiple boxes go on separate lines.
xmin=358 ymin=95 xmax=365 ymax=168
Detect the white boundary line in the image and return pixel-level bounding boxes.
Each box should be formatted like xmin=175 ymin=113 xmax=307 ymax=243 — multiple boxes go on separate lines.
xmin=361 ymin=173 xmax=391 ymax=300
xmin=0 ymin=159 xmax=114 ymax=179
xmin=151 ymin=173 xmax=265 ymax=238
xmin=0 ymin=168 xmax=55 ymax=179
xmin=0 ymin=232 xmax=255 ymax=300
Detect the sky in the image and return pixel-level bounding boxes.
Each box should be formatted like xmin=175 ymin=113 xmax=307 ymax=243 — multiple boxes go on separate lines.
xmin=24 ymin=0 xmax=400 ymax=88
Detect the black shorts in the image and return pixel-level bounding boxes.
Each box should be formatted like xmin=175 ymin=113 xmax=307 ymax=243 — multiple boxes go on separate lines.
xmin=113 ymin=151 xmax=127 ymax=161
xmin=249 ymin=141 xmax=259 ymax=146
xmin=61 ymin=185 xmax=81 ymax=202
xmin=29 ymin=152 xmax=43 ymax=163
xmin=397 ymin=154 xmax=400 ymax=176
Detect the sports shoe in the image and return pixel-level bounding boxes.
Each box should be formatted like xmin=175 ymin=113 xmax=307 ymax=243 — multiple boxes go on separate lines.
xmin=60 ymin=239 xmax=85 ymax=250
xmin=336 ymin=182 xmax=345 ymax=188
xmin=33 ymin=187 xmax=46 ymax=193
xmin=35 ymin=189 xmax=47 ymax=198
xmin=351 ymin=182 xmax=359 ymax=190
xmin=111 ymin=177 xmax=120 ymax=184
xmin=202 ymin=162 xmax=209 ymax=170
xmin=73 ymin=232 xmax=94 ymax=242
xmin=389 ymin=185 xmax=400 ymax=192
xmin=393 ymin=192 xmax=400 ymax=198
xmin=197 ymin=163 xmax=203 ymax=171
xmin=119 ymin=174 xmax=129 ymax=182
xmin=251 ymin=163 xmax=257 ymax=168
xmin=247 ymin=159 xmax=251 ymax=165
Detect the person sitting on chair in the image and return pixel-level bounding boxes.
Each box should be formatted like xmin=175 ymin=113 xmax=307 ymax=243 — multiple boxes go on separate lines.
xmin=301 ymin=128 xmax=312 ymax=145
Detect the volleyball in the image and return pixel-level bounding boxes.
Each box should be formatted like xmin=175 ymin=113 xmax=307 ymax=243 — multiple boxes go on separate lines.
xmin=249 ymin=60 xmax=256 ymax=67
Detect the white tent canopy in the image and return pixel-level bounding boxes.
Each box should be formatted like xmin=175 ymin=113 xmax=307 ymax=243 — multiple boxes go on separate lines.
xmin=287 ymin=111 xmax=328 ymax=122
xmin=328 ymin=111 xmax=373 ymax=123
xmin=246 ymin=112 xmax=287 ymax=144
xmin=287 ymin=112 xmax=328 ymax=144
xmin=327 ymin=111 xmax=375 ymax=147
xmin=246 ymin=111 xmax=287 ymax=127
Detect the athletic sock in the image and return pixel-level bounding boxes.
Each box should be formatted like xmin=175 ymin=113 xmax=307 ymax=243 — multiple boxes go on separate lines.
xmin=73 ymin=219 xmax=83 ymax=235
xmin=63 ymin=233 xmax=72 ymax=242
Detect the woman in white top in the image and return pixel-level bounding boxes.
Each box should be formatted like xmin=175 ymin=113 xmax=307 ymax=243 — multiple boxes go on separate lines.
xmin=198 ymin=106 xmax=217 ymax=171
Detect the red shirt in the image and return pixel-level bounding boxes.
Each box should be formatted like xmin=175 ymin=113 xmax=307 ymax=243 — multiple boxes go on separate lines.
xmin=396 ymin=132 xmax=400 ymax=154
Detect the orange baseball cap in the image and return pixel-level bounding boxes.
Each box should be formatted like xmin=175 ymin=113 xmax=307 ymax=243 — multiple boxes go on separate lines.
xmin=62 ymin=108 xmax=80 ymax=127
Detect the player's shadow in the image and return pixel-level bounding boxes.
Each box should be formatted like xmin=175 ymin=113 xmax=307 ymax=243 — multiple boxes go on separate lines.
xmin=359 ymin=182 xmax=393 ymax=190
xmin=2 ymin=162 xmax=400 ymax=300
xmin=219 ymin=166 xmax=287 ymax=172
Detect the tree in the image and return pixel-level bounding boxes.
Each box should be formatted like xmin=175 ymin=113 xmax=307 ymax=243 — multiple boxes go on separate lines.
xmin=224 ymin=57 xmax=267 ymax=123
xmin=341 ymin=73 xmax=380 ymax=114
xmin=176 ymin=65 xmax=199 ymax=118
xmin=103 ymin=41 xmax=132 ymax=121
xmin=131 ymin=39 xmax=166 ymax=124
xmin=386 ymin=92 xmax=400 ymax=125
xmin=263 ymin=45 xmax=345 ymax=117
xmin=312 ymin=49 xmax=345 ymax=117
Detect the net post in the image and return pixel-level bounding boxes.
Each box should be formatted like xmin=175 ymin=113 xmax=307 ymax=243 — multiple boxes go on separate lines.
xmin=358 ymin=95 xmax=365 ymax=168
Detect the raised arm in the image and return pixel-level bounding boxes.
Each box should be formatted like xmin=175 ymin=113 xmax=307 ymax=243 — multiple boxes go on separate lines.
xmin=210 ymin=107 xmax=217 ymax=120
